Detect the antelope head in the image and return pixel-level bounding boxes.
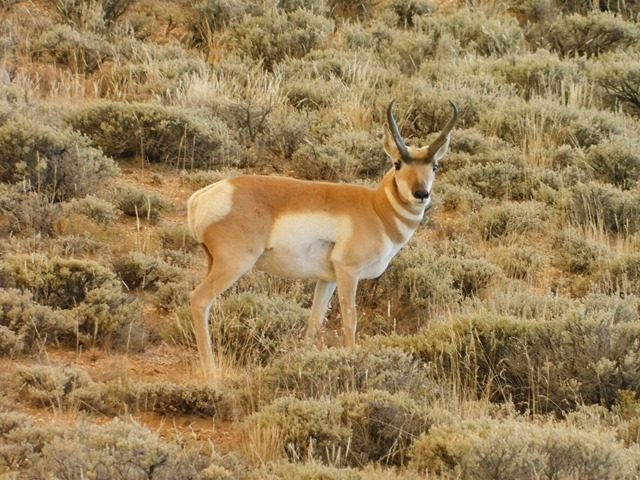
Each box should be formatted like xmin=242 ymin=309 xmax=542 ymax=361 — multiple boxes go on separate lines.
xmin=384 ymin=99 xmax=459 ymax=207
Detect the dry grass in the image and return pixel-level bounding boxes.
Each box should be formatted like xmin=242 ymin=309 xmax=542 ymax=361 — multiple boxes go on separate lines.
xmin=2 ymin=0 xmax=640 ymax=478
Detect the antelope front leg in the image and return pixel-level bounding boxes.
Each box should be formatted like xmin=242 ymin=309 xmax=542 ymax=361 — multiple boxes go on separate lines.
xmin=305 ymin=280 xmax=337 ymax=343
xmin=335 ymin=267 xmax=360 ymax=347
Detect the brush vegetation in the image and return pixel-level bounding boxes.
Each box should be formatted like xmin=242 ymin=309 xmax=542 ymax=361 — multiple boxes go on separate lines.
xmin=2 ymin=0 xmax=640 ymax=478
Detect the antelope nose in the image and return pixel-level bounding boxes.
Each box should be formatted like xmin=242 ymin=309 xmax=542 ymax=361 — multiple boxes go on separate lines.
xmin=414 ymin=189 xmax=429 ymax=200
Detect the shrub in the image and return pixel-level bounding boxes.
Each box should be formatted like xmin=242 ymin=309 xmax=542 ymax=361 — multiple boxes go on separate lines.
xmin=66 ymin=102 xmax=238 ymax=168
xmin=291 ymin=130 xmax=386 ymax=182
xmin=596 ymin=54 xmax=640 ymax=113
xmin=278 ymin=0 xmax=329 ymax=15
xmin=476 ymin=201 xmax=547 ymax=240
xmin=228 ymin=9 xmax=333 ymax=70
xmin=553 ymin=229 xmax=605 ymax=275
xmin=385 ymin=294 xmax=640 ymax=412
xmin=486 ymin=98 xmax=625 ymax=150
xmin=69 ymin=377 xmax=140 ymax=415
xmin=0 ymin=186 xmax=62 ymax=236
xmin=158 ymin=224 xmax=198 ymax=252
xmin=0 ymin=119 xmax=117 ymax=202
xmin=383 ymin=0 xmax=437 ymax=28
xmin=54 ymin=0 xmax=135 ymax=31
xmin=409 ymin=418 xmax=635 ymax=479
xmin=261 ymin=346 xmax=433 ymax=400
xmin=491 ymin=49 xmax=580 ymax=99
xmin=547 ymin=11 xmax=639 ymax=57
xmin=418 ymin=10 xmax=525 ymax=56
xmin=0 ymin=289 xmax=72 ymax=355
xmin=111 ymin=252 xmax=182 ymax=291
xmin=243 ymin=396 xmax=350 ymax=463
xmin=340 ymin=390 xmax=439 ymax=466
xmin=606 ymin=252 xmax=640 ymax=295
xmin=189 ymin=0 xmax=251 ymax=47
xmin=33 ymin=419 xmax=196 ymax=479
xmin=1 ymin=254 xmax=142 ymax=348
xmin=381 ymin=243 xmax=460 ymax=317
xmin=446 ymin=161 xmax=528 ymax=200
xmin=448 ymin=257 xmax=505 ymax=298
xmin=490 ymin=244 xmax=546 ymax=280
xmin=584 ymin=135 xmax=640 ymax=190
xmin=139 ymin=382 xmax=232 ymax=418
xmin=14 ymin=365 xmax=92 ymax=409
xmin=567 ymin=181 xmax=640 ymax=234
xmin=112 ymin=183 xmax=172 ymax=221
xmin=438 ymin=183 xmax=483 ymax=213
xmin=32 ymin=24 xmax=113 ymax=73
xmin=65 ymin=195 xmax=119 ymax=225
xmin=213 ymin=292 xmax=309 ymax=366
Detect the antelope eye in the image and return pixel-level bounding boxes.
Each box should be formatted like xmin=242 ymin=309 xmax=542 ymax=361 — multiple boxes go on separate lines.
xmin=433 ymin=163 xmax=439 ymax=173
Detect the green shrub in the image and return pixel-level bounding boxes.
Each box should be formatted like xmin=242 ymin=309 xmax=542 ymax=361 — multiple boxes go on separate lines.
xmin=139 ymin=382 xmax=232 ymax=418
xmin=243 ymin=396 xmax=350 ymax=463
xmin=69 ymin=377 xmax=140 ymax=415
xmin=0 ymin=422 xmax=57 ymax=471
xmin=1 ymin=254 xmax=142 ymax=348
xmin=409 ymin=418 xmax=635 ymax=479
xmin=383 ymin=0 xmax=437 ymax=28
xmin=384 ymin=294 xmax=640 ymax=412
xmin=0 ymin=119 xmax=117 ymax=202
xmin=0 ymin=187 xmax=62 ymax=236
xmin=157 ymin=225 xmax=198 ymax=254
xmin=65 ymin=195 xmax=119 ymax=225
xmin=33 ymin=419 xmax=189 ymax=479
xmin=438 ymin=183 xmax=483 ymax=213
xmin=54 ymin=0 xmax=135 ymax=31
xmin=66 ymin=102 xmax=238 ymax=168
xmin=606 ymin=252 xmax=640 ymax=295
xmin=0 ymin=289 xmax=72 ymax=355
xmin=584 ymin=135 xmax=640 ymax=190
xmin=381 ymin=243 xmax=460 ymax=316
xmin=261 ymin=346 xmax=432 ymax=400
xmin=32 ymin=24 xmax=113 ymax=73
xmin=228 ymin=9 xmax=333 ymax=70
xmin=486 ymin=98 xmax=625 ymax=150
xmin=418 ymin=10 xmax=525 ymax=56
xmin=446 ymin=161 xmax=528 ymax=200
xmin=567 ymin=181 xmax=640 ymax=234
xmin=1 ymin=415 xmax=231 ymax=478
xmin=189 ymin=0 xmax=251 ymax=47
xmin=112 ymin=183 xmax=172 ymax=220
xmin=547 ymin=11 xmax=639 ymax=57
xmin=491 ymin=244 xmax=546 ymax=281
xmin=491 ymin=49 xmax=580 ymax=99
xmin=340 ymin=390 xmax=439 ymax=466
xmin=448 ymin=257 xmax=505 ymax=298
xmin=476 ymin=201 xmax=547 ymax=240
xmin=111 ymin=252 xmax=181 ymax=291
xmin=14 ymin=365 xmax=91 ymax=409
xmin=213 ymin=292 xmax=309 ymax=366
xmin=291 ymin=129 xmax=386 ymax=182
xmin=553 ymin=229 xmax=605 ymax=275
xmin=596 ymin=54 xmax=640 ymax=113
xmin=278 ymin=0 xmax=329 ymax=15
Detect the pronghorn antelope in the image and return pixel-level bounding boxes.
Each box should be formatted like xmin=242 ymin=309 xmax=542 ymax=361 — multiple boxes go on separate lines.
xmin=188 ymin=99 xmax=459 ymax=378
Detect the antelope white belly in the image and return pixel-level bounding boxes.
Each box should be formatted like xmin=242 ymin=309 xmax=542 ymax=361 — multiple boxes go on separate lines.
xmin=255 ymin=212 xmax=350 ymax=280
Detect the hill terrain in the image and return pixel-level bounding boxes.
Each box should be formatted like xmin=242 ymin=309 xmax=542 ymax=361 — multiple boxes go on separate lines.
xmin=2 ymin=0 xmax=640 ymax=478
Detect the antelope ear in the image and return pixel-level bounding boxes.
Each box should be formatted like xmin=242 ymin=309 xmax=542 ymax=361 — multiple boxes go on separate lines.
xmin=383 ymin=124 xmax=400 ymax=162
xmin=431 ymin=133 xmax=451 ymax=163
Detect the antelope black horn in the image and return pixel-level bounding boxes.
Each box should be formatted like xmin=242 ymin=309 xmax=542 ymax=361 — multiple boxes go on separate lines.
xmin=425 ymin=101 xmax=459 ymax=159
xmin=386 ymin=99 xmax=412 ymax=163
